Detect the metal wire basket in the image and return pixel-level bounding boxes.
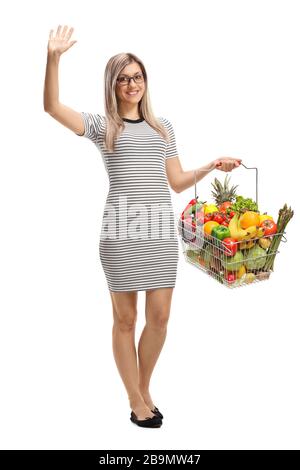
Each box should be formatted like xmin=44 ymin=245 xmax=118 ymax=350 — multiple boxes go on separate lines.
xmin=177 ymin=164 xmax=287 ymax=288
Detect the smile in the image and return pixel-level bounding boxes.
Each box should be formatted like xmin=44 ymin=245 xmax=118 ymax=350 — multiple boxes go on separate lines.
xmin=126 ymin=91 xmax=139 ymax=95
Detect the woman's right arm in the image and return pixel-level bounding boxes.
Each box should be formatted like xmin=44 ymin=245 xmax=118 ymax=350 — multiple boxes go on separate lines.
xmin=43 ymin=25 xmax=84 ymax=136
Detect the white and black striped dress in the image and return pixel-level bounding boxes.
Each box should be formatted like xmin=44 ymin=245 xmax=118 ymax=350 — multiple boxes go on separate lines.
xmin=77 ymin=113 xmax=179 ymax=292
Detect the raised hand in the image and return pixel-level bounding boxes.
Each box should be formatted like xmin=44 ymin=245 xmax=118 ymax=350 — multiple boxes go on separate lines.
xmin=47 ymin=25 xmax=77 ymax=56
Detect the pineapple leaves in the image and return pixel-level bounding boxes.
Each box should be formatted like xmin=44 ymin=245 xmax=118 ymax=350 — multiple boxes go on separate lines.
xmin=211 ymin=174 xmax=239 ymax=205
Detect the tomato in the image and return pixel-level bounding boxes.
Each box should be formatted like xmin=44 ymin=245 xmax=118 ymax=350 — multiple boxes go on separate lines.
xmin=222 ymin=237 xmax=238 ymax=256
xmin=204 ymin=213 xmax=214 ymax=223
xmin=213 ymin=212 xmax=226 ymax=224
xmin=219 ymin=201 xmax=233 ymax=212
xmin=220 ymin=215 xmax=230 ymax=226
xmin=260 ymin=219 xmax=277 ymax=236
xmin=225 ymin=209 xmax=235 ymax=218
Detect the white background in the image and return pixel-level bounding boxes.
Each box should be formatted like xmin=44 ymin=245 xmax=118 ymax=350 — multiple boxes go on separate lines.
xmin=0 ymin=0 xmax=299 ymax=450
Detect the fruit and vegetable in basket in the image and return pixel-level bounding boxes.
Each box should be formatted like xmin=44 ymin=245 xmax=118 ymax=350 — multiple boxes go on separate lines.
xmin=258 ymin=238 xmax=271 ymax=250
xmin=181 ymin=198 xmax=198 ymax=219
xmin=230 ymin=195 xmax=259 ymax=214
xmin=211 ymin=174 xmax=238 ymax=207
xmin=221 ymin=250 xmax=244 ymax=272
xmin=211 ymin=225 xmax=231 ymax=240
xmin=263 ymin=204 xmax=294 ymax=271
xmin=180 ymin=174 xmax=294 ymax=287
xmin=239 ymin=211 xmax=260 ymax=228
xmin=203 ymin=220 xmax=219 ymax=235
xmin=244 ymin=245 xmax=267 ymax=271
xmin=222 ymin=237 xmax=238 ymax=256
xmin=260 ymin=219 xmax=277 ymax=236
xmin=224 ymin=271 xmax=237 ymax=284
xmin=204 ymin=204 xmax=219 ymax=214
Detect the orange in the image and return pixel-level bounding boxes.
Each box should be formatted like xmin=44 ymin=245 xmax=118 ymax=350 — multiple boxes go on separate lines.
xmin=239 ymin=211 xmax=260 ymax=229
xmin=203 ymin=221 xmax=219 ymax=235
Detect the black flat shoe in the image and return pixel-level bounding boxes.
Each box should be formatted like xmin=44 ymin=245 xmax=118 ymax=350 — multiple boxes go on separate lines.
xmin=151 ymin=406 xmax=164 ymax=419
xmin=130 ymin=411 xmax=162 ymax=428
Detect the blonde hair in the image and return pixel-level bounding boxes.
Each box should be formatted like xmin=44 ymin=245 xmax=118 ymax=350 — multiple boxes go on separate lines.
xmin=102 ymin=52 xmax=170 ymax=153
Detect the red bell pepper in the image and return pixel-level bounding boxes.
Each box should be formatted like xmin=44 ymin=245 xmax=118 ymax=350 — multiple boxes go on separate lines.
xmin=181 ymin=198 xmax=197 ymax=219
xmin=222 ymin=237 xmax=238 ymax=257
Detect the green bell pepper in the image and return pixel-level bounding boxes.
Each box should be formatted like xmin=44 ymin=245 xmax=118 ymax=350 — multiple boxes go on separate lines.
xmin=211 ymin=225 xmax=231 ymax=240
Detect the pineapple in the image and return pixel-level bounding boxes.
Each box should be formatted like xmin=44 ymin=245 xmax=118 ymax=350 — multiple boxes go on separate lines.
xmin=211 ymin=174 xmax=238 ymax=205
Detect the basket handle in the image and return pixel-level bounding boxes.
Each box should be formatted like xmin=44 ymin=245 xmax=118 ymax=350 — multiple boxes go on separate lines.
xmin=194 ymin=162 xmax=258 ymax=213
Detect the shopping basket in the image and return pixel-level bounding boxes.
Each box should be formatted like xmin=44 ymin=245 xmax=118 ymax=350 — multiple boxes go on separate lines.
xmin=177 ymin=163 xmax=288 ymax=288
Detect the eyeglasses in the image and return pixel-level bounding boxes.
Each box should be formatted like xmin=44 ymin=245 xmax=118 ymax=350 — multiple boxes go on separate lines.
xmin=116 ymin=72 xmax=144 ymax=86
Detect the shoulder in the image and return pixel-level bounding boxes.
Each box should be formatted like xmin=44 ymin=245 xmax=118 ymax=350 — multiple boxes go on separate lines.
xmin=157 ymin=116 xmax=174 ymax=128
xmin=79 ymin=113 xmax=106 ymax=141
xmin=81 ymin=112 xmax=106 ymax=127
xmin=157 ymin=117 xmax=175 ymax=134
xmin=158 ymin=116 xmax=171 ymax=125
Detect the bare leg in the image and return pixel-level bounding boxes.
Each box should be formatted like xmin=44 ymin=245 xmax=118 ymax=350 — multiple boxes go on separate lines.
xmin=138 ymin=287 xmax=174 ymax=410
xmin=110 ymin=290 xmax=156 ymax=420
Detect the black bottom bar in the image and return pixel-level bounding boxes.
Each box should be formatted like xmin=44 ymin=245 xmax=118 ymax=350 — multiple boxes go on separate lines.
xmin=0 ymin=449 xmax=298 ymax=467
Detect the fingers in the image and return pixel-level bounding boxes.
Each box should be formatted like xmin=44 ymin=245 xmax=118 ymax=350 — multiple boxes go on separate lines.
xmin=216 ymin=158 xmax=242 ymax=172
xmin=69 ymin=40 xmax=77 ymax=49
xmin=61 ymin=25 xmax=68 ymax=38
xmin=66 ymin=27 xmax=74 ymax=41
xmin=52 ymin=25 xmax=74 ymax=40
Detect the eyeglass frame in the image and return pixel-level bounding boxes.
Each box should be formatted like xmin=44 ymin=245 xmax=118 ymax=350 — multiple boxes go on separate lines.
xmin=116 ymin=72 xmax=145 ymax=86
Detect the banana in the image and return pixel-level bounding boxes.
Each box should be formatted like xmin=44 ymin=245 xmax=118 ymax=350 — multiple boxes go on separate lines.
xmin=239 ymin=241 xmax=248 ymax=250
xmin=240 ymin=225 xmax=258 ymax=240
xmin=242 ymin=225 xmax=265 ymax=241
xmin=236 ymin=215 xmax=257 ymax=240
xmin=256 ymin=227 xmax=265 ymax=238
xmin=240 ymin=240 xmax=256 ymax=250
xmin=259 ymin=237 xmax=271 ymax=249
xmin=237 ymin=220 xmax=266 ymax=241
xmin=228 ymin=213 xmax=249 ymax=241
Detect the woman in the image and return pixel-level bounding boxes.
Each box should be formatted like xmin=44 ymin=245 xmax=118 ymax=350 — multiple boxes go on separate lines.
xmin=44 ymin=25 xmax=242 ymax=428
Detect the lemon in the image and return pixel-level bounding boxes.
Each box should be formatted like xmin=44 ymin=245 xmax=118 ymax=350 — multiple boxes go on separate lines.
xmin=237 ymin=265 xmax=246 ymax=279
xmin=204 ymin=204 xmax=219 ymax=214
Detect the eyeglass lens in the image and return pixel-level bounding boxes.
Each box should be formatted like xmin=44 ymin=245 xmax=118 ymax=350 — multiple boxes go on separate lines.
xmin=117 ymin=73 xmax=144 ymax=84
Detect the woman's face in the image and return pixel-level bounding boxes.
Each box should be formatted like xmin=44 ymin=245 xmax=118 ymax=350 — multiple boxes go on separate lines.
xmin=115 ymin=62 xmax=145 ymax=105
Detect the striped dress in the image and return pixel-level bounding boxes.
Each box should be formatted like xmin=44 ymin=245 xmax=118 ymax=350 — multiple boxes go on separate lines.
xmin=77 ymin=113 xmax=179 ymax=292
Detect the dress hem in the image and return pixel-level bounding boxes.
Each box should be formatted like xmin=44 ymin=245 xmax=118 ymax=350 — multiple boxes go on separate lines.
xmin=108 ymin=285 xmax=176 ymax=293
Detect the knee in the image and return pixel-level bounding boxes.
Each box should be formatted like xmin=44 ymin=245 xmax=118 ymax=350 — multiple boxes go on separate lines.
xmin=146 ymin=310 xmax=170 ymax=330
xmin=114 ymin=310 xmax=137 ymax=332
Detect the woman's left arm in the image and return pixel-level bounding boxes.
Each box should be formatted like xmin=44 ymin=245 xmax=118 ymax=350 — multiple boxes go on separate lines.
xmin=166 ymin=156 xmax=242 ymax=193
